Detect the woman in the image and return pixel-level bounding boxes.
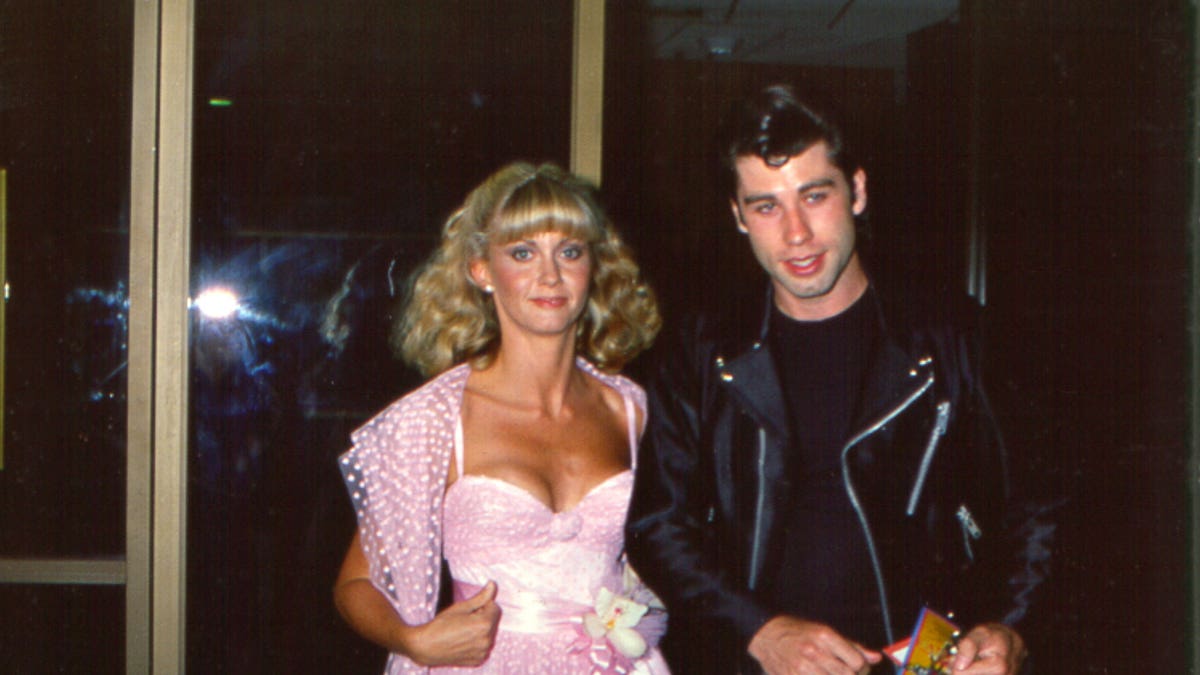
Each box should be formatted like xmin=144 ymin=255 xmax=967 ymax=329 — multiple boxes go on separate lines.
xmin=334 ymin=162 xmax=668 ymax=674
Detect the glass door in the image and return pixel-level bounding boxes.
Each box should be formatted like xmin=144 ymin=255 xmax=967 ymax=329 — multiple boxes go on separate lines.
xmin=187 ymin=1 xmax=577 ymax=671
xmin=0 ymin=3 xmax=135 ymax=672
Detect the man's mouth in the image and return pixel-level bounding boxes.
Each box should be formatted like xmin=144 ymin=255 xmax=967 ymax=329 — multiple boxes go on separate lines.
xmin=784 ymin=253 xmax=823 ymax=276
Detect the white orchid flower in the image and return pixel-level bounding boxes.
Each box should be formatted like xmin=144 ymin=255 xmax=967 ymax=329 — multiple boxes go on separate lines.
xmin=583 ymin=587 xmax=650 ymax=658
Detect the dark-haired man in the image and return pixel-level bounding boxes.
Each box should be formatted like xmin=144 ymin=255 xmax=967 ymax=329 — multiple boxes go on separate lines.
xmin=626 ymin=85 xmax=1049 ymax=674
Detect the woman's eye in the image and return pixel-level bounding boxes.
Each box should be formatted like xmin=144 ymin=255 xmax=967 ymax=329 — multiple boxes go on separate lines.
xmin=509 ymin=247 xmax=533 ymax=261
xmin=561 ymin=245 xmax=585 ymax=260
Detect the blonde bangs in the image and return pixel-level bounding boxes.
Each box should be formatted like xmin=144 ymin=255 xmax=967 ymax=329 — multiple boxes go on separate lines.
xmin=487 ymin=177 xmax=603 ymax=245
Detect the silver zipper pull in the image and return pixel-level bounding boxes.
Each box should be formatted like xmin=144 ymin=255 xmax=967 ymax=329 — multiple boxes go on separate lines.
xmin=956 ymin=504 xmax=983 ymax=539
xmin=956 ymin=504 xmax=982 ymax=562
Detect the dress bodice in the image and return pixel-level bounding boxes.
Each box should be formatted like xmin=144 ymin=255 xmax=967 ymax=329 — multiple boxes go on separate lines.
xmin=430 ymin=387 xmax=670 ymax=674
xmin=443 ymin=470 xmax=633 ymax=612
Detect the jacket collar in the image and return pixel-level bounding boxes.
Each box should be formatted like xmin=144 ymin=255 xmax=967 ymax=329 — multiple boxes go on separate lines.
xmin=711 ymin=286 xmax=786 ymax=439
xmin=711 ymin=282 xmax=941 ymax=437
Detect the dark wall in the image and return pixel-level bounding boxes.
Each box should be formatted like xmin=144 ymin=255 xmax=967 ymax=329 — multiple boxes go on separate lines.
xmin=962 ymin=1 xmax=1193 ymax=671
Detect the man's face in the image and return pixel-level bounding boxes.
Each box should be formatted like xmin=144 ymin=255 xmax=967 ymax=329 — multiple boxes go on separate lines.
xmin=731 ymin=141 xmax=869 ymax=321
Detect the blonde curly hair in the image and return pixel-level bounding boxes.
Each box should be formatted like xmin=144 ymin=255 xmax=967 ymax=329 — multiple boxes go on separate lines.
xmin=394 ymin=162 xmax=661 ymax=377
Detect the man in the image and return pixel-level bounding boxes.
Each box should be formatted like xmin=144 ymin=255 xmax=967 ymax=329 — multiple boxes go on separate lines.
xmin=626 ymin=84 xmax=1050 ymax=674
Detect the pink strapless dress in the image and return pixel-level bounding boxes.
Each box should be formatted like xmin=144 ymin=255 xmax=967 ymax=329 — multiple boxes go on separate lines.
xmin=438 ymin=468 xmax=670 ymax=674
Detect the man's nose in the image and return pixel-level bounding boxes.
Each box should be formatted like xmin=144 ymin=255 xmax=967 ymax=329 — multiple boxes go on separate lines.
xmin=783 ymin=208 xmax=813 ymax=245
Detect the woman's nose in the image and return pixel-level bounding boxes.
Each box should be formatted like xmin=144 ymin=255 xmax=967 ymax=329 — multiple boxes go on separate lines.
xmin=538 ymin=258 xmax=562 ymax=285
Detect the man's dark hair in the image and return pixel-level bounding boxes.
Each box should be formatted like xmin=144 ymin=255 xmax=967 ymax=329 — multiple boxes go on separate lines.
xmin=718 ymin=84 xmax=859 ymax=199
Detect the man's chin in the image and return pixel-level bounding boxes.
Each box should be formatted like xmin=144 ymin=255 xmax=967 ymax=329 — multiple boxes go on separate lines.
xmin=775 ymin=278 xmax=835 ymax=302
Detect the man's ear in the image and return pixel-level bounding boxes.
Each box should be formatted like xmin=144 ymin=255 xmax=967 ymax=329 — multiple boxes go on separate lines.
xmin=731 ymin=199 xmax=749 ymax=234
xmin=851 ymin=168 xmax=868 ymax=216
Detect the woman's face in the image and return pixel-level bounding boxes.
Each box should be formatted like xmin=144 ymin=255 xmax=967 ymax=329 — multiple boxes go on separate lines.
xmin=470 ymin=229 xmax=592 ymax=341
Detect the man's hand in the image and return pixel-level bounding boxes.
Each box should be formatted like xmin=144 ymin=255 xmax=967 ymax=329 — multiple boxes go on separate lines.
xmin=404 ymin=581 xmax=501 ymax=667
xmin=748 ymin=615 xmax=882 ymax=674
xmin=950 ymin=622 xmax=1026 ymax=674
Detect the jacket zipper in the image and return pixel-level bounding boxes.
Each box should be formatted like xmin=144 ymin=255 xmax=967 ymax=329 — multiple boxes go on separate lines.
xmin=748 ymin=427 xmax=768 ymax=591
xmin=905 ymin=400 xmax=951 ymax=516
xmin=841 ymin=373 xmax=934 ymax=646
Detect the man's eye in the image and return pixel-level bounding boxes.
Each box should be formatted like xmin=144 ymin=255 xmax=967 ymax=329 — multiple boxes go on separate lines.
xmin=753 ymin=203 xmax=776 ymax=215
xmin=804 ymin=192 xmax=828 ymax=205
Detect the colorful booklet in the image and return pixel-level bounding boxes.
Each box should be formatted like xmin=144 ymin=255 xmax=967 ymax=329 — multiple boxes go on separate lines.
xmin=883 ymin=607 xmax=961 ymax=674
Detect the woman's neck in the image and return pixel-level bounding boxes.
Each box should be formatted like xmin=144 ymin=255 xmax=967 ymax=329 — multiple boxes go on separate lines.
xmin=478 ymin=337 xmax=581 ymax=417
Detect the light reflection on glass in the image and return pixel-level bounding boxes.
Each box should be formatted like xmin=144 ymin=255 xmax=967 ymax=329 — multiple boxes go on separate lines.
xmin=193 ymin=287 xmax=240 ymax=319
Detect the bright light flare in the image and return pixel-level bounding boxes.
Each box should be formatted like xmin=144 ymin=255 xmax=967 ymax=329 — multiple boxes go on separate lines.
xmin=194 ymin=287 xmax=240 ymax=319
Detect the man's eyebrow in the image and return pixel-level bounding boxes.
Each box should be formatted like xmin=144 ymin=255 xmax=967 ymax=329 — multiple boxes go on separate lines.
xmin=740 ymin=192 xmax=777 ymax=204
xmin=796 ymin=178 xmax=836 ymax=192
xmin=740 ymin=177 xmax=838 ymax=203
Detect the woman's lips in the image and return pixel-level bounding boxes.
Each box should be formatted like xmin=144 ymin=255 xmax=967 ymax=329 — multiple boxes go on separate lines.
xmin=531 ymin=297 xmax=567 ymax=308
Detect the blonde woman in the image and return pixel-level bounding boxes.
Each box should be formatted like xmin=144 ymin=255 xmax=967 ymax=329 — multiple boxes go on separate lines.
xmin=335 ymin=162 xmax=668 ymax=674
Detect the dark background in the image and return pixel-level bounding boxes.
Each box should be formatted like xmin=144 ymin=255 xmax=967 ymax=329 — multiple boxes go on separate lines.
xmin=0 ymin=0 xmax=1193 ymax=672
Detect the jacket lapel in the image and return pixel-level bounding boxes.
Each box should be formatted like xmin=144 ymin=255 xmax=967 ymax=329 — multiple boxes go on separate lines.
xmin=853 ymin=336 xmax=929 ymax=434
xmin=723 ymin=345 xmax=789 ymax=441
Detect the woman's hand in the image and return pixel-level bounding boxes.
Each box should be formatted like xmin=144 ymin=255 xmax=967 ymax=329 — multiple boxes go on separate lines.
xmin=403 ymin=581 xmax=502 ymax=667
xmin=334 ymin=534 xmax=500 ymax=667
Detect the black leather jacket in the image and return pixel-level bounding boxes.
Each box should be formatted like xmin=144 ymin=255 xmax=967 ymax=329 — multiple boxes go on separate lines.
xmin=626 ymin=286 xmax=1051 ymax=674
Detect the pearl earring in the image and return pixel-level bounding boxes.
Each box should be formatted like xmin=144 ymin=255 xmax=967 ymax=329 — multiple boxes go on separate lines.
xmin=483 ymin=284 xmax=494 ymax=294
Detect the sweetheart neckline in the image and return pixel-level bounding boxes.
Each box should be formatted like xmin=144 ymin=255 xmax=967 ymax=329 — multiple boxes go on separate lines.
xmin=449 ymin=469 xmax=632 ymax=516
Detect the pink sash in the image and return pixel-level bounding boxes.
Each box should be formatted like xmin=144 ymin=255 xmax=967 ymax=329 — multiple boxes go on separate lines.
xmin=453 ymin=581 xmax=667 ymax=674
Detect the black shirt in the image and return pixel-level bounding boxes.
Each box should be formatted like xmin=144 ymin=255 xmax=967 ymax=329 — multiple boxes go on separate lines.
xmin=768 ymin=287 xmax=888 ymax=648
